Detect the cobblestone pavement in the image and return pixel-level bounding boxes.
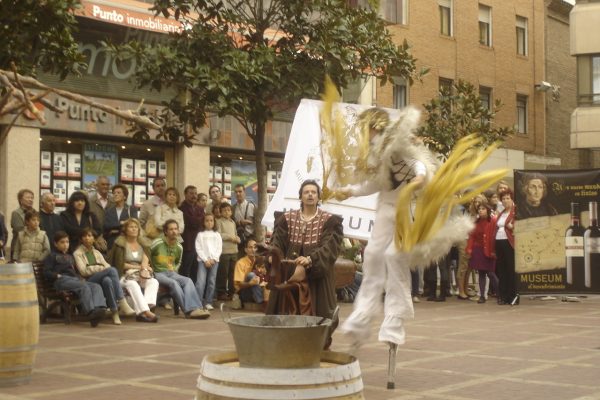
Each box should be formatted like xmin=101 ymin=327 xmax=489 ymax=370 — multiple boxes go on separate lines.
xmin=1 ymin=296 xmax=599 ymax=400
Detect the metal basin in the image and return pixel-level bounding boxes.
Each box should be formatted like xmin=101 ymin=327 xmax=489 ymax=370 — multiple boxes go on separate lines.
xmin=226 ymin=315 xmax=331 ymax=368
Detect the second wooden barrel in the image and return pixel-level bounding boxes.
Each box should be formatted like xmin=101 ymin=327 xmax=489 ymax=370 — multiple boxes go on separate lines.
xmin=0 ymin=262 xmax=40 ymax=387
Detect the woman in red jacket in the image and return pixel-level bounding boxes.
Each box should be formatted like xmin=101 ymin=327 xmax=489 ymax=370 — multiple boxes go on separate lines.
xmin=466 ymin=202 xmax=498 ymax=304
xmin=493 ymin=189 xmax=516 ymax=305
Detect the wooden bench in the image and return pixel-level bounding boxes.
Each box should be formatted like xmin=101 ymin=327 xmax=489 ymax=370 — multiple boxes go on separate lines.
xmin=32 ymin=263 xmax=79 ymax=324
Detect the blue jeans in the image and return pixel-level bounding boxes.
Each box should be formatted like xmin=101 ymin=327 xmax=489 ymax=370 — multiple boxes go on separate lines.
xmin=238 ymin=272 xmax=264 ymax=304
xmin=87 ymin=267 xmax=124 ymax=311
xmin=196 ymin=260 xmax=219 ymax=306
xmin=54 ymin=276 xmax=106 ymax=314
xmin=155 ymin=270 xmax=202 ymax=313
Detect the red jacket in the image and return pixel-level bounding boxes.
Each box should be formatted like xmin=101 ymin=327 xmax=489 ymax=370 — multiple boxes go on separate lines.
xmin=492 ymin=207 xmax=515 ymax=248
xmin=466 ymin=216 xmax=497 ymax=259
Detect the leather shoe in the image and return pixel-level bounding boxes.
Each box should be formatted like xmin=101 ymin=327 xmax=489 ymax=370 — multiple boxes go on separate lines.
xmin=136 ymin=314 xmax=158 ymax=323
xmin=88 ymin=308 xmax=105 ymax=327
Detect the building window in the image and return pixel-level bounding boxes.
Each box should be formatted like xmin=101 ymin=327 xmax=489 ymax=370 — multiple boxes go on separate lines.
xmin=342 ymin=76 xmax=374 ymax=105
xmin=516 ymin=16 xmax=528 ymax=56
xmin=383 ymin=0 xmax=408 ymax=25
xmin=516 ymin=95 xmax=528 ymax=134
xmin=479 ymin=4 xmax=492 ymax=47
xmin=393 ymin=78 xmax=408 ymax=108
xmin=577 ymin=54 xmax=600 ymax=106
xmin=439 ymin=0 xmax=452 ymax=36
xmin=439 ymin=78 xmax=453 ymax=99
xmin=479 ymin=87 xmax=491 ymax=111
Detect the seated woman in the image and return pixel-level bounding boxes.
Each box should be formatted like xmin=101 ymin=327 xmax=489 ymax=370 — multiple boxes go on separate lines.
xmin=73 ymin=228 xmax=135 ymax=324
xmin=109 ymin=218 xmax=158 ymax=322
xmin=104 ymin=184 xmax=138 ymax=250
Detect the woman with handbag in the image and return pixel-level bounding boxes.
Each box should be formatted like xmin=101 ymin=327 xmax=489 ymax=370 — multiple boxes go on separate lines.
xmin=109 ymin=218 xmax=159 ymax=323
xmin=61 ymin=191 xmax=103 ymax=253
xmin=104 ymin=184 xmax=138 ymax=250
xmin=74 ymin=228 xmax=135 ymax=324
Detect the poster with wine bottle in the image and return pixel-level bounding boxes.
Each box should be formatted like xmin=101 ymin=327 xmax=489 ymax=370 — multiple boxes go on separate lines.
xmin=514 ymin=169 xmax=600 ymax=294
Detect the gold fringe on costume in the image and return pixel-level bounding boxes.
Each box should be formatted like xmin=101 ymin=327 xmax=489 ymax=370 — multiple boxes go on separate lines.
xmin=395 ymin=134 xmax=508 ymax=254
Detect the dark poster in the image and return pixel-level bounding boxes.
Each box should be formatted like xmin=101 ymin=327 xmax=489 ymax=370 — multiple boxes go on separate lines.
xmin=514 ymin=169 xmax=600 ymax=294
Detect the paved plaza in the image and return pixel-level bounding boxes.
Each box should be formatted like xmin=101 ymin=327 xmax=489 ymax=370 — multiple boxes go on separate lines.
xmin=1 ymin=296 xmax=599 ymax=400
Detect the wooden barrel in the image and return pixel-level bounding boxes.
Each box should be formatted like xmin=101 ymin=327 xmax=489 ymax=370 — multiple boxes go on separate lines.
xmin=196 ymin=351 xmax=364 ymax=400
xmin=0 ymin=263 xmax=40 ymax=387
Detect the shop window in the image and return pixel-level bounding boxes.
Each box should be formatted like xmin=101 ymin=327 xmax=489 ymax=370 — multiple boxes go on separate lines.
xmin=479 ymin=4 xmax=492 ymax=47
xmin=516 ymin=16 xmax=528 ymax=56
xmin=39 ymin=135 xmax=166 ymax=211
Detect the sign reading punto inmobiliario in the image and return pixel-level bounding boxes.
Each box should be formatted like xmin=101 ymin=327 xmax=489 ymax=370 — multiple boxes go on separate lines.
xmin=76 ymin=0 xmax=184 ymax=34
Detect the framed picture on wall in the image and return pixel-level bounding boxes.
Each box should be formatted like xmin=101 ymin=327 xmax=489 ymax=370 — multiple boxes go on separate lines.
xmin=40 ymin=170 xmax=51 ymax=189
xmin=53 ymin=179 xmax=67 ymax=205
xmin=134 ymin=159 xmax=147 ymax=182
xmin=53 ymin=152 xmax=67 ymax=177
xmin=148 ymin=160 xmax=157 ymax=177
xmin=67 ymin=180 xmax=81 ymax=200
xmin=224 ymin=166 xmax=232 ymax=182
xmin=121 ymin=158 xmax=134 ymax=182
xmin=67 ymin=153 xmax=81 ymax=178
xmin=134 ymin=185 xmax=147 ymax=207
xmin=158 ymin=161 xmax=167 ymax=178
xmin=41 ymin=151 xmax=52 ymax=169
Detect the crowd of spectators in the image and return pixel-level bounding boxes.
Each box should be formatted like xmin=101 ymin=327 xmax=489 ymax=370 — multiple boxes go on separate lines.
xmin=0 ymin=174 xmax=543 ymax=326
xmin=412 ymin=180 xmax=519 ymax=306
xmin=0 ymin=176 xmax=260 ymax=326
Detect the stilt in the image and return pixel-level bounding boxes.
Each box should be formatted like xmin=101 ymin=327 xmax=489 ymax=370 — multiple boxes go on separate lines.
xmin=386 ymin=341 xmax=398 ymax=389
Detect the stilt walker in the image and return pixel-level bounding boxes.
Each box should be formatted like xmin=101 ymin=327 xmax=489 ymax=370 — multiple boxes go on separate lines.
xmin=319 ymin=78 xmax=507 ymax=390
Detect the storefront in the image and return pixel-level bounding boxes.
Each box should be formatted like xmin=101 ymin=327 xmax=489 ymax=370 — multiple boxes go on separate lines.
xmin=0 ymin=0 xmax=290 ymax=224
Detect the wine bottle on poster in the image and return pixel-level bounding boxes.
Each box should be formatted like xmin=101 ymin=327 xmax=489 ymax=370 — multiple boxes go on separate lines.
xmin=565 ymin=202 xmax=585 ymax=289
xmin=583 ymin=201 xmax=600 ymax=289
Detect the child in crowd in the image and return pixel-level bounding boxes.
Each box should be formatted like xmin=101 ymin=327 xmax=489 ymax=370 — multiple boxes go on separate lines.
xmin=466 ymin=203 xmax=499 ymax=304
xmin=13 ymin=209 xmax=50 ymax=263
xmin=43 ymin=231 xmax=106 ymax=327
xmin=233 ymin=238 xmax=266 ymax=305
xmin=194 ymin=214 xmax=222 ymax=310
xmin=216 ymin=203 xmax=240 ymax=300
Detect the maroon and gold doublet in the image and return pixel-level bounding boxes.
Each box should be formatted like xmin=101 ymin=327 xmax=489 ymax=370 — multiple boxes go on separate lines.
xmin=266 ymin=208 xmax=343 ymax=323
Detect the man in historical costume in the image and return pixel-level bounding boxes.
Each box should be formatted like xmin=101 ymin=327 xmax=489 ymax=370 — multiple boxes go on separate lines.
xmin=267 ymin=179 xmax=343 ymax=348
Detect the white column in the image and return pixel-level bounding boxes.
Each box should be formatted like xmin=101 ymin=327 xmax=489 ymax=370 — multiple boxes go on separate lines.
xmin=174 ymin=144 xmax=210 ymax=194
xmin=0 ymin=126 xmax=41 ymax=247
